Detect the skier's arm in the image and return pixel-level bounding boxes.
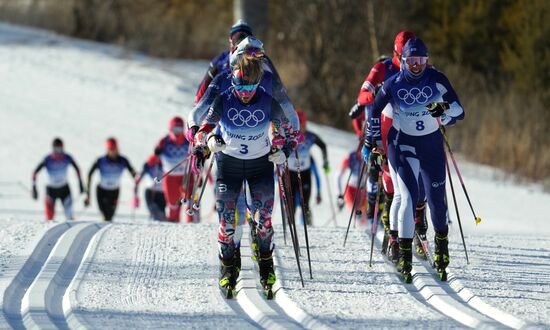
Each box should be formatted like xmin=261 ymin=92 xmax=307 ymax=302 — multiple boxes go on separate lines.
xmin=310 ymin=132 xmax=329 ymax=171
xmin=310 ymin=157 xmax=322 ymax=198
xmin=124 ymin=158 xmax=137 ymax=178
xmin=68 ymin=155 xmax=84 ymax=193
xmin=32 ymin=159 xmax=46 ymax=184
xmin=194 ymin=56 xmax=222 ymax=104
xmin=265 ymin=57 xmax=299 ymax=132
xmin=135 ymin=162 xmax=148 ymax=192
xmin=357 ymin=61 xmax=386 ymax=107
xmin=195 ymin=96 xmax=223 ymax=144
xmin=434 ymin=71 xmax=465 ymax=126
xmin=337 ymin=156 xmax=351 ymax=195
xmin=188 ymin=74 xmax=223 ymax=129
xmin=366 ymin=82 xmax=392 ymax=146
xmin=86 ymin=160 xmax=99 ymax=195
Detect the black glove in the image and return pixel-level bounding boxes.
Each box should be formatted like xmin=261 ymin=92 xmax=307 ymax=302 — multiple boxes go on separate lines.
xmin=336 ymin=194 xmax=345 ymax=210
xmin=348 ymin=104 xmax=365 ymax=119
xmin=323 ymin=160 xmax=330 ymax=173
xmin=32 ymin=184 xmax=38 ymax=200
xmin=426 ymin=102 xmax=449 ymax=118
xmin=84 ymin=194 xmax=90 ymax=207
xmin=192 ymin=145 xmax=209 ymax=174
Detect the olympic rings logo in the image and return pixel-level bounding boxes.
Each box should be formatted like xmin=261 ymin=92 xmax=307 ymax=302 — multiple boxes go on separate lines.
xmin=397 ymin=86 xmax=433 ymax=105
xmin=227 ymin=108 xmax=266 ymax=128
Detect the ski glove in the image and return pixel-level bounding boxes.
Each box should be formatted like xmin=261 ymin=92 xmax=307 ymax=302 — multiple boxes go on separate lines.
xmin=426 ymin=102 xmax=449 ymax=118
xmin=268 ymin=149 xmax=287 ymax=165
xmin=337 ymin=194 xmax=345 ymax=210
xmin=84 ymin=195 xmax=90 ymax=207
xmin=32 ymin=184 xmax=38 ymax=200
xmin=348 ymin=103 xmax=365 ymax=120
xmin=186 ymin=125 xmax=198 ymax=143
xmin=192 ymin=145 xmax=208 ymax=175
xmin=323 ymin=160 xmax=330 ymax=174
xmin=316 ymin=195 xmax=322 ymax=205
xmin=361 ymin=144 xmax=371 ymax=164
xmin=133 ymin=195 xmax=140 ymax=208
xmin=207 ymin=134 xmax=226 ymax=153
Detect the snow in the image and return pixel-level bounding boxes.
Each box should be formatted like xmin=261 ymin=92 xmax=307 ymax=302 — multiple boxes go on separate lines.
xmin=0 ymin=22 xmax=549 ymax=328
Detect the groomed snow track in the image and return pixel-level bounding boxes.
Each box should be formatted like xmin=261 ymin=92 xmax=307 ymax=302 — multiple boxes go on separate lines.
xmin=2 ymin=221 xmax=109 ymax=330
xmin=368 ymin=230 xmax=534 ymax=329
xmin=218 ymin=234 xmax=331 ymax=330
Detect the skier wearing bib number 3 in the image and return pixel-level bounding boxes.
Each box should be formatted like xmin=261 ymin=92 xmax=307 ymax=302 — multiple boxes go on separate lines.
xmin=192 ymin=55 xmax=299 ymax=298
xmin=365 ymin=37 xmax=464 ymax=282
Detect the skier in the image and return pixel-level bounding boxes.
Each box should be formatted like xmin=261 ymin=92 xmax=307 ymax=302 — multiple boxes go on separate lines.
xmin=31 ymin=137 xmax=84 ymax=221
xmin=134 ymin=154 xmax=166 ymax=221
xmin=286 ymin=109 xmax=328 ymax=226
xmin=84 ymin=137 xmax=137 ymax=221
xmin=336 ymin=148 xmax=367 ymax=223
xmin=192 ymin=54 xmax=299 ymax=298
xmin=194 ymin=19 xmax=253 ymax=105
xmin=364 ymin=37 xmax=464 ymax=282
xmin=154 ymin=116 xmax=194 ymax=223
xmin=351 ymin=31 xmax=429 ymax=261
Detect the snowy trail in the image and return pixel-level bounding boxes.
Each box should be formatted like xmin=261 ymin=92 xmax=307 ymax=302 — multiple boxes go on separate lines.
xmin=0 ymin=22 xmax=549 ymax=329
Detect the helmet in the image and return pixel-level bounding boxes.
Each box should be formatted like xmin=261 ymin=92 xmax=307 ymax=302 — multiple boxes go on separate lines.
xmin=230 ymin=19 xmax=253 ymax=38
xmin=52 ymin=137 xmax=63 ymax=148
xmin=394 ymin=31 xmax=416 ymax=56
xmin=230 ymin=36 xmax=264 ymax=67
xmin=169 ymin=116 xmax=184 ymax=135
xmin=402 ymin=37 xmax=428 ymax=58
xmin=296 ymin=109 xmax=307 ymax=128
xmin=105 ymin=137 xmax=118 ymax=151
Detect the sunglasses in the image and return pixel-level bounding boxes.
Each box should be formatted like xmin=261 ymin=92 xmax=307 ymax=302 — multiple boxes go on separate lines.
xmin=404 ymin=56 xmax=428 ymax=66
xmin=234 ymin=83 xmax=259 ymax=93
xmin=53 ymin=146 xmax=63 ymax=153
xmin=171 ymin=126 xmax=184 ymax=134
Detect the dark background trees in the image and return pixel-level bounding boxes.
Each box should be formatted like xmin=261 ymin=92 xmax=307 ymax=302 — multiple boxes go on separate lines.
xmin=0 ymin=0 xmax=548 ymax=182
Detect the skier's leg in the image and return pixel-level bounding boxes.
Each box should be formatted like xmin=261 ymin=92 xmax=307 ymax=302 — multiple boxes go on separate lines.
xmin=60 ymin=185 xmax=73 ymax=220
xmin=418 ymin=132 xmax=449 ymax=272
xmin=153 ymin=190 xmax=167 ymax=221
xmin=105 ymin=188 xmax=119 ymax=221
xmin=246 ymin=155 xmax=275 ymax=288
xmin=163 ymin=175 xmax=183 ymax=222
xmin=44 ymin=186 xmax=55 ymax=220
xmin=96 ymin=186 xmax=108 ymax=220
xmin=300 ymin=169 xmax=312 ymax=225
xmin=366 ymin=153 xmax=380 ymax=223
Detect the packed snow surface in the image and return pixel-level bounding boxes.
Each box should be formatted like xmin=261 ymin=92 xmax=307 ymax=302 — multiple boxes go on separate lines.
xmin=0 ymin=23 xmax=549 ymax=328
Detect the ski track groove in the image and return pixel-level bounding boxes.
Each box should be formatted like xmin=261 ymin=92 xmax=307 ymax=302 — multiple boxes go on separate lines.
xmin=2 ymin=221 xmax=107 ymax=330
xmin=369 ymin=229 xmax=532 ymax=329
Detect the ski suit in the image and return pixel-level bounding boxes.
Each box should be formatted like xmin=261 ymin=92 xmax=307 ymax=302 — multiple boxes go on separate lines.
xmin=199 ymin=69 xmax=287 ymax=261
xmin=155 ymin=135 xmax=192 ymax=222
xmin=87 ymin=155 xmax=136 ymax=221
xmin=33 ymin=153 xmax=82 ymax=220
xmin=367 ymin=67 xmax=464 ymax=238
xmin=286 ymin=131 xmax=327 ymax=225
xmin=135 ymin=155 xmax=166 ymax=221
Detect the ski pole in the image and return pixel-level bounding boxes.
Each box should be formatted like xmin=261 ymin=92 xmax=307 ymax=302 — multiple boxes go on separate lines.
xmin=343 ymin=160 xmax=367 ymax=247
xmin=445 ymin=151 xmax=470 ymax=264
xmin=323 ymin=169 xmax=338 ymax=226
xmin=153 ymin=158 xmax=190 ymax=183
xmin=192 ymin=154 xmax=215 ymax=211
xmin=293 ymin=150 xmax=313 ymax=279
xmin=276 ymin=164 xmax=305 ymax=287
xmin=277 ymin=172 xmax=288 ymax=245
xmin=437 ymin=119 xmax=481 ymax=225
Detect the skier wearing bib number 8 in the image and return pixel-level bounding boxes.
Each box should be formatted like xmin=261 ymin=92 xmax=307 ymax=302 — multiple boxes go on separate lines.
xmin=192 ymin=55 xmax=299 ymax=298
xmin=286 ymin=109 xmax=328 ymax=226
xmin=365 ymin=37 xmax=464 ymax=282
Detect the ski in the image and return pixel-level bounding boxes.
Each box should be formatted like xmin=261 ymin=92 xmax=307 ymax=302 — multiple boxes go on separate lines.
xmin=220 ymin=285 xmax=237 ymax=299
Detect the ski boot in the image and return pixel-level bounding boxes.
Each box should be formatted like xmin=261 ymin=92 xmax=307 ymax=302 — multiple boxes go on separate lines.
xmin=355 ymin=209 xmax=363 ymax=224
xmin=396 ymin=238 xmax=413 ymax=283
xmin=434 ymin=232 xmax=449 ymax=281
xmin=380 ymin=193 xmax=393 ymax=255
xmin=413 ymin=202 xmax=428 ymax=260
xmin=258 ymin=256 xmax=277 ymax=299
xmin=219 ymin=258 xmax=238 ymax=299
xmin=388 ymin=230 xmax=399 ymax=265
xmin=304 ymin=208 xmax=313 ymax=227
